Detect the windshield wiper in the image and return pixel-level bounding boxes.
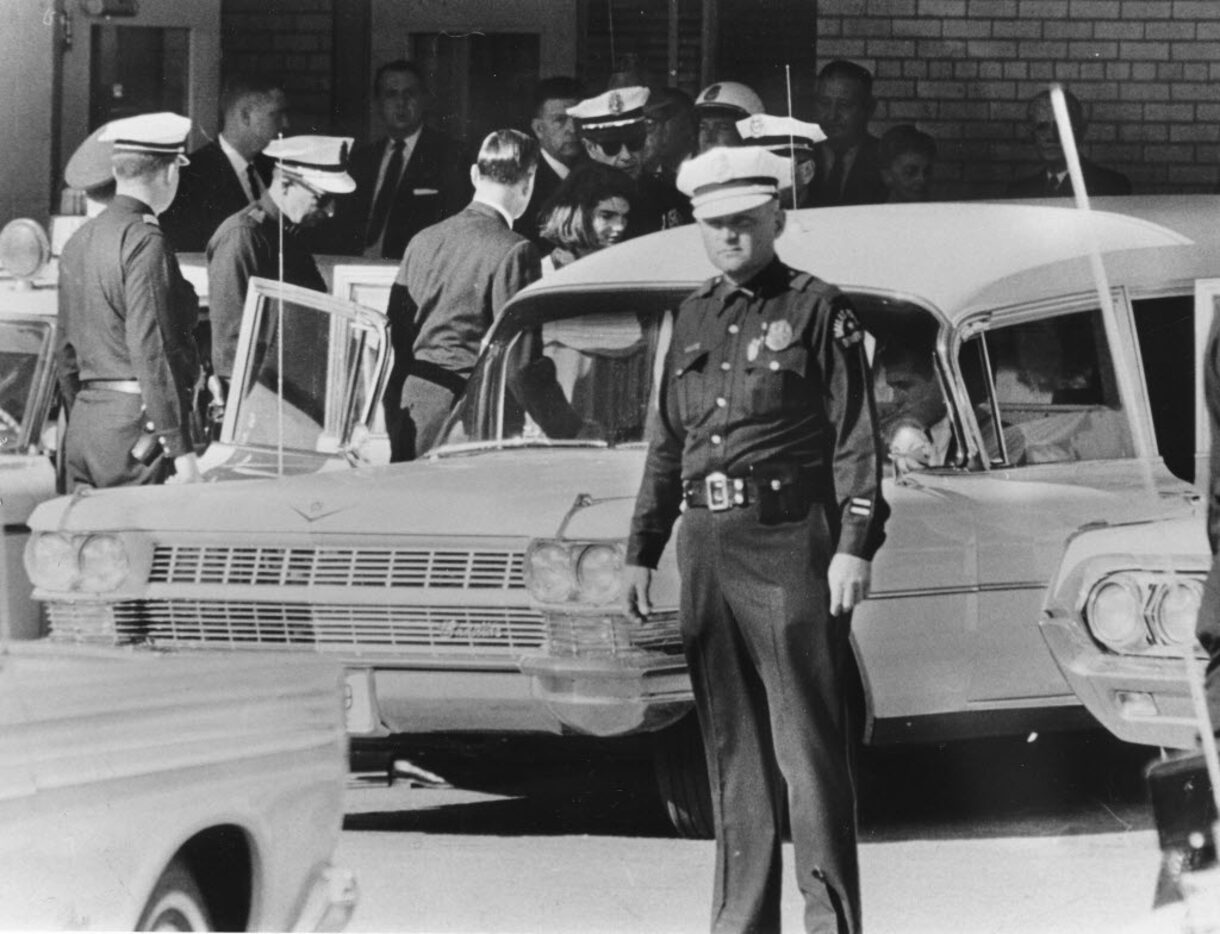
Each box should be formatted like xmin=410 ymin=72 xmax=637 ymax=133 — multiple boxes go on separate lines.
xmin=431 ymin=437 xmax=611 ymax=458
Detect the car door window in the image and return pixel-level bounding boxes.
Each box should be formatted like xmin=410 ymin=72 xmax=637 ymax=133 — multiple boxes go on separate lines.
xmin=0 ymin=319 xmax=52 ymax=452
xmin=959 ymin=308 xmax=1134 ymax=466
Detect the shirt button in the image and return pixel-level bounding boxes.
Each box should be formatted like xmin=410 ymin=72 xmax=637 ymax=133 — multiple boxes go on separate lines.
xmin=715 ymin=397 xmax=727 ymax=408
xmin=769 ymin=360 xmax=780 ymax=371
xmin=728 ymin=324 xmax=740 ymax=334
xmin=720 ymin=361 xmax=731 ymax=371
xmin=711 ymin=434 xmax=723 ymax=445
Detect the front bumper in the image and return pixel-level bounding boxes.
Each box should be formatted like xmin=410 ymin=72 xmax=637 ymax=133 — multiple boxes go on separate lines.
xmin=519 ymin=651 xmax=693 ymax=737
xmin=1040 ymin=612 xmax=1203 ymax=750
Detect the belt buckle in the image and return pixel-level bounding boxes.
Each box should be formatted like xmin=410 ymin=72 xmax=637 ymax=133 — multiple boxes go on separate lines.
xmin=704 ymin=471 xmax=734 ymax=512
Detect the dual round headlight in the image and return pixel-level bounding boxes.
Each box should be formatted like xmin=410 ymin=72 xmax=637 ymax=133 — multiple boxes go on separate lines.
xmin=525 ymin=541 xmax=624 ymax=605
xmin=24 ymin=532 xmax=130 ymax=593
xmin=1084 ymin=572 xmax=1204 ymax=653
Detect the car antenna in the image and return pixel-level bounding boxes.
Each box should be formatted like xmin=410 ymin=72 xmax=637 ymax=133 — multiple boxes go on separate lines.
xmin=1049 ymin=83 xmax=1154 ymax=486
xmin=785 ymin=64 xmax=797 ymax=212
xmin=275 ymin=132 xmax=286 ymax=478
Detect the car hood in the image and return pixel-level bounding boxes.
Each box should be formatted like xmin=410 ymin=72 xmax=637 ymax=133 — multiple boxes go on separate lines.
xmin=31 ymin=448 xmax=650 ymax=539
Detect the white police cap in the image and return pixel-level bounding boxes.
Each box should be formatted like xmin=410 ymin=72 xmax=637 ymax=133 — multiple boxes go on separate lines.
xmin=736 ymin=114 xmax=827 ymax=155
xmin=567 ymin=86 xmax=650 ymax=133
xmin=100 ymin=112 xmax=192 ymax=157
xmin=264 ymin=135 xmax=356 ymax=194
xmin=694 ymin=82 xmax=764 ymax=117
xmin=676 ymin=145 xmax=792 ymax=220
xmin=65 ymin=123 xmax=117 ymax=192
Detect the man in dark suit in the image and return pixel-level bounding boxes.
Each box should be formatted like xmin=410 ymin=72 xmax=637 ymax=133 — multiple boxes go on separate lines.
xmin=1006 ymin=89 xmax=1132 ymax=198
xmin=386 ymin=129 xmax=541 ymax=461
xmin=322 ymin=60 xmax=468 ymax=260
xmin=160 ymin=74 xmax=289 ymax=253
xmin=809 ymin=60 xmax=888 ymax=208
xmin=515 ymin=76 xmax=587 ymax=247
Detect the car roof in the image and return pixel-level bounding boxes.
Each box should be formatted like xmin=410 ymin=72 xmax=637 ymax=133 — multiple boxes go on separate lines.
xmin=519 ymin=195 xmax=1218 ymax=324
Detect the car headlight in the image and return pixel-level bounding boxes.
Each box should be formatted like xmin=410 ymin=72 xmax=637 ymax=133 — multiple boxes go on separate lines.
xmin=575 ymin=544 xmax=623 ymax=605
xmin=24 ymin=532 xmax=80 ymax=591
xmin=77 ymin=534 xmax=130 ymax=593
xmin=1150 ymin=578 xmax=1203 ymax=647
xmin=526 ymin=542 xmax=575 ymax=603
xmin=1085 ymin=574 xmax=1149 ymax=652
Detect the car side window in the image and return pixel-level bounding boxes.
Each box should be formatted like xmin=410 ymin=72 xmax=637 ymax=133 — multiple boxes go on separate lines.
xmin=959 ymin=308 xmax=1134 ymax=467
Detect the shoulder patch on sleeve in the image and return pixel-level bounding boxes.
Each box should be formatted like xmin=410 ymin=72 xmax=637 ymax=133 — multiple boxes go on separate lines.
xmin=831 ymin=299 xmax=864 ymax=349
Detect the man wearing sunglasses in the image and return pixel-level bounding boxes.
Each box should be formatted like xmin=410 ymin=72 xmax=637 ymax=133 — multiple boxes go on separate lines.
xmin=206 ymin=135 xmax=356 ymax=392
xmin=569 ymin=86 xmax=691 ymax=235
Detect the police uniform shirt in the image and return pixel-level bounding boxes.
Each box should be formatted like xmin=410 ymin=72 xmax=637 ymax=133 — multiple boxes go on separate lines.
xmin=628 ymin=257 xmax=888 ymax=567
xmin=57 ymin=194 xmax=200 ymax=457
xmin=206 ymin=193 xmax=327 ymax=379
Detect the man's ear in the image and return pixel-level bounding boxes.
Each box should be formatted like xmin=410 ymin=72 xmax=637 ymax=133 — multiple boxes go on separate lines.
xmin=581 ymin=138 xmax=597 ymax=159
xmin=796 ymin=159 xmax=816 ymax=186
xmin=774 ymin=203 xmax=787 ymax=236
xmin=530 ymin=116 xmax=544 ymax=140
xmin=469 ymin=163 xmax=480 ymax=188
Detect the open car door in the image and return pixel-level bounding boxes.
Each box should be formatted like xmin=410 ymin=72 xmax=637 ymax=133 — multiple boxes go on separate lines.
xmin=201 ymin=277 xmax=390 ymax=479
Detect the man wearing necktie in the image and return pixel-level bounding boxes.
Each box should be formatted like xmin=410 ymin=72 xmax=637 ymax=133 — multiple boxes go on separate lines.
xmin=809 ymin=60 xmax=888 ymax=208
xmin=321 ymin=60 xmax=468 ymax=259
xmin=159 ymin=73 xmax=288 ymax=252
xmin=1005 ymin=89 xmax=1132 ymax=199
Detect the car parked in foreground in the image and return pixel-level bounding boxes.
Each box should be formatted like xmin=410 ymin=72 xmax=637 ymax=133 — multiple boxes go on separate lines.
xmin=0 ymin=635 xmax=356 ymax=930
xmin=24 ymin=197 xmax=1218 ymax=835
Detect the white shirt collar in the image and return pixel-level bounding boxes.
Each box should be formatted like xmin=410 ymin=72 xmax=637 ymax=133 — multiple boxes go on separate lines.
xmin=472 ymin=195 xmax=515 ymax=229
xmin=541 ymin=148 xmax=570 ymax=180
xmin=219 ymin=134 xmax=258 ymax=201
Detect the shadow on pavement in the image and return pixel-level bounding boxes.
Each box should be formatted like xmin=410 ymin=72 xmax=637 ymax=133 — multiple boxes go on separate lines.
xmin=345 ymin=728 xmax=1161 ymax=842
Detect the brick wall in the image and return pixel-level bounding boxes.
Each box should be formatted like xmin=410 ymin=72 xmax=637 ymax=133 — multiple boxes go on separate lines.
xmin=817 ymin=0 xmax=1220 ymax=197
xmin=220 ymin=0 xmax=335 ymax=134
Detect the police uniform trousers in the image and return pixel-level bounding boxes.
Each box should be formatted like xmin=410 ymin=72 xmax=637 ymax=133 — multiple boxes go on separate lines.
xmin=677 ymin=498 xmax=859 ymax=934
xmin=64 ymin=389 xmax=169 ymax=491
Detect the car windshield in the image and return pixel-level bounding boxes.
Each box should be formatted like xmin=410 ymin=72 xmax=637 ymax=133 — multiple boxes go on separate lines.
xmin=435 ymin=287 xmax=944 ymax=455
xmin=0 ymin=319 xmax=52 ymax=451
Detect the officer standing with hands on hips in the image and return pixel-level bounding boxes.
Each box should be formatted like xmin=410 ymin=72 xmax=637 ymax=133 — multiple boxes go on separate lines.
xmin=56 ymin=112 xmax=203 ymax=490
xmin=624 ymin=145 xmax=888 ymax=934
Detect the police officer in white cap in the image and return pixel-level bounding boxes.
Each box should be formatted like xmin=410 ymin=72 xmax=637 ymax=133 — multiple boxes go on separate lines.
xmin=207 ymin=135 xmax=355 ymax=389
xmin=568 ymin=86 xmax=690 ymax=232
xmin=624 ymin=145 xmax=887 ymax=934
xmin=57 ymin=111 xmax=204 ymax=490
xmin=694 ymin=80 xmax=764 ymax=153
xmin=737 ymin=113 xmax=827 ymax=209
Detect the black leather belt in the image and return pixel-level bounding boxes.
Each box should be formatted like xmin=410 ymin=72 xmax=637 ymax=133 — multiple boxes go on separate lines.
xmin=684 ymin=465 xmax=817 ymax=513
xmin=82 ymin=379 xmax=141 ymax=394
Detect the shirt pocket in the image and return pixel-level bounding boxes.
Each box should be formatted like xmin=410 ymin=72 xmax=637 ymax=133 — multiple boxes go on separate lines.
xmin=673 ymin=347 xmax=710 ymax=424
xmin=744 ymin=345 xmax=810 ymax=413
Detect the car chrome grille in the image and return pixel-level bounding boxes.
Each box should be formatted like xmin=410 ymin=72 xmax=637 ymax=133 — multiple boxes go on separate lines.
xmin=148 ymin=544 xmax=525 ymax=589
xmin=47 ymin=600 xmax=544 ymax=654
xmin=545 ymin=611 xmax=683 ymax=657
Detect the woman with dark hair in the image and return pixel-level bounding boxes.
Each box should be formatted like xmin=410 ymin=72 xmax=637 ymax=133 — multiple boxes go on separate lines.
xmin=537 ymin=162 xmax=636 ymax=273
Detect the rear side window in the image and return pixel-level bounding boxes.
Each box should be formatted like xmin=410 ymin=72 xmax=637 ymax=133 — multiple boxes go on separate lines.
xmin=959 ymin=308 xmax=1134 ymax=466
xmin=1132 ymin=295 xmax=1193 ymax=482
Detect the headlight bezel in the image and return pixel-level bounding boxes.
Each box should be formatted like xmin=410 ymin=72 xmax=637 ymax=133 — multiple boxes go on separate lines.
xmin=77 ymin=534 xmax=132 ymax=593
xmin=1084 ymin=573 xmax=1149 ymax=653
xmin=574 ymin=543 xmax=624 ymax=605
xmin=525 ymin=539 xmax=627 ymax=607
xmin=1080 ymin=567 xmax=1209 ymax=655
xmin=1149 ymin=577 xmax=1204 ymax=647
xmin=24 ymin=531 xmax=136 ymax=594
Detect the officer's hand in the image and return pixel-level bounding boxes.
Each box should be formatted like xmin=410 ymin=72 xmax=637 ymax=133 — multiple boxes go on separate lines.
xmin=828 ymin=553 xmax=871 ymax=616
xmin=623 ymin=564 xmax=654 ymax=623
xmin=171 ymin=452 xmax=203 ymax=484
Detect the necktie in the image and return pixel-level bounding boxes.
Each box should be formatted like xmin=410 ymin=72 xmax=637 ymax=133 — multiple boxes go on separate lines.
xmin=824 ymin=148 xmax=847 ymax=204
xmin=366 ymin=139 xmax=405 ymax=247
xmin=246 ymin=163 xmax=262 ymax=202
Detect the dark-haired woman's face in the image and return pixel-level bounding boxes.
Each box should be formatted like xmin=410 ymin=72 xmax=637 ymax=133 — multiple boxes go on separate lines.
xmin=591 ymin=196 xmax=630 ymax=249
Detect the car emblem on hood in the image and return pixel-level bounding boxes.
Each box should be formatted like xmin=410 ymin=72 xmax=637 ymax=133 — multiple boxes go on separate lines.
xmin=290 ymin=500 xmax=347 ymax=523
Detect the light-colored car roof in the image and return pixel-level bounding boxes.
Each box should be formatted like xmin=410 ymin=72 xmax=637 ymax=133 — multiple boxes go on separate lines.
xmin=522 ymin=196 xmax=1218 ymax=323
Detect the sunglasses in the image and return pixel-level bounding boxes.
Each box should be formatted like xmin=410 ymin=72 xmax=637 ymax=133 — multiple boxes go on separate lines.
xmin=594 ymin=134 xmax=646 ymax=158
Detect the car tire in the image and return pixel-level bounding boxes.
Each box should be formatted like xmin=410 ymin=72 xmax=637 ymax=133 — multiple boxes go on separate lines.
xmin=136 ymin=859 xmax=213 ymax=931
xmin=651 ymin=712 xmax=714 ymax=839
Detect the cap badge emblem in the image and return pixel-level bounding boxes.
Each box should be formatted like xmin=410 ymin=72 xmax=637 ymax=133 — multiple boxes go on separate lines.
xmin=765 ymin=319 xmax=794 ymax=352
xmin=750 ymin=115 xmax=767 ymax=136
xmin=704 ymin=84 xmax=721 ymax=102
xmin=608 ymin=91 xmax=624 ymax=115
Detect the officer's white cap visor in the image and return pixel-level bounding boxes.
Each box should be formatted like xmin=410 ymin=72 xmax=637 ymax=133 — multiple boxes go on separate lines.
xmin=690 ymin=185 xmax=779 ymax=221
xmin=283 ymin=166 xmax=356 ymax=195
